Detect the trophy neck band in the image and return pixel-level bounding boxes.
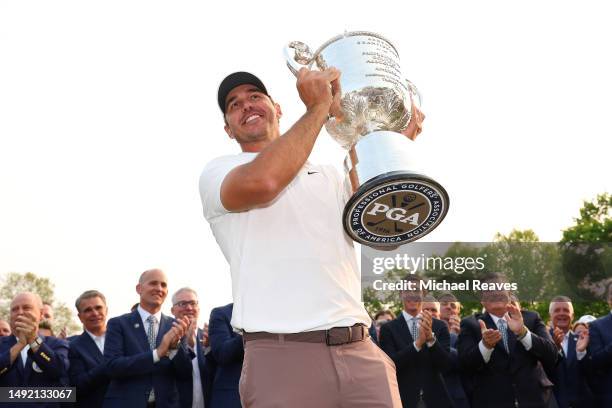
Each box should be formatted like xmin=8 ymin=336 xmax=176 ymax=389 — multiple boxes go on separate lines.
xmin=308 ymin=31 xmax=400 ymax=68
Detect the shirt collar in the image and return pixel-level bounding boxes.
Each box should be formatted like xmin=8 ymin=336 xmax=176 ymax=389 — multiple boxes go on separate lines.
xmin=137 ymin=305 xmax=162 ymax=325
xmin=489 ymin=313 xmax=506 ymax=326
xmin=402 ymin=310 xmax=421 ymax=324
xmin=85 ymin=330 xmax=105 ymax=341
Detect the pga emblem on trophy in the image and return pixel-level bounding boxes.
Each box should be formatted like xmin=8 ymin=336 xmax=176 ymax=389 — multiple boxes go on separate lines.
xmin=284 ymin=31 xmax=449 ymax=248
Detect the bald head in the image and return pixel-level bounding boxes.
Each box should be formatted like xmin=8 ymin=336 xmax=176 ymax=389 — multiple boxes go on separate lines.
xmin=10 ymin=292 xmax=44 ymax=332
xmin=136 ymin=268 xmax=169 ymax=313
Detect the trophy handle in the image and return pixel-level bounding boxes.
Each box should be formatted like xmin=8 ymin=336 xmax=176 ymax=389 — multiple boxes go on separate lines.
xmin=406 ymin=79 xmax=422 ymax=108
xmin=284 ymin=41 xmax=314 ymax=76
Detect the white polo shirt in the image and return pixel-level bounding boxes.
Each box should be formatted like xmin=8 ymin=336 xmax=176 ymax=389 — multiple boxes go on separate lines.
xmin=199 ymin=152 xmax=371 ymax=333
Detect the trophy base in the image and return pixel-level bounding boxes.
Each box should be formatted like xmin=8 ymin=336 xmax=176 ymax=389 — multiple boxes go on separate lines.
xmin=343 ymin=171 xmax=449 ymax=248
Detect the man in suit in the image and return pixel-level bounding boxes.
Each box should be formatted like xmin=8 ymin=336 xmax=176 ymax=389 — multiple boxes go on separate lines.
xmin=0 ymin=292 xmax=70 ymax=407
xmin=379 ymin=276 xmax=453 ymax=408
xmin=68 ymin=290 xmax=111 ymax=407
xmin=170 ymin=287 xmax=214 ymax=408
xmin=208 ymin=303 xmax=243 ymax=408
xmin=103 ymin=268 xmax=193 ymax=408
xmin=546 ymin=295 xmax=593 ymax=408
xmin=457 ymin=274 xmax=557 ymax=408
xmin=437 ymin=293 xmax=470 ymax=408
xmin=587 ymin=283 xmax=612 ymax=407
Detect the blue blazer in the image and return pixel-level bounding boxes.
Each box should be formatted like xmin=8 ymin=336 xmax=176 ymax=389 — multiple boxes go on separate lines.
xmin=208 ymin=303 xmax=243 ymax=408
xmin=68 ymin=331 xmax=110 ymax=407
xmin=176 ymin=328 xmax=214 ymax=408
xmin=544 ymin=329 xmax=593 ymax=408
xmin=586 ymin=313 xmax=612 ymax=407
xmin=102 ymin=310 xmax=193 ymax=408
xmin=379 ymin=315 xmax=453 ymax=408
xmin=457 ymin=311 xmax=557 ymax=408
xmin=443 ymin=332 xmax=470 ymax=408
xmin=0 ymin=335 xmax=69 ymax=408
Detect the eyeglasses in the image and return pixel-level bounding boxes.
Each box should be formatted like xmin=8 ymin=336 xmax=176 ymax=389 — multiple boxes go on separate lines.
xmin=174 ymin=300 xmax=198 ymax=308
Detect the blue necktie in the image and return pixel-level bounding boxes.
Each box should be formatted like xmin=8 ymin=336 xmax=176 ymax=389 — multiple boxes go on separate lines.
xmin=498 ymin=319 xmax=510 ymax=353
xmin=146 ymin=315 xmax=158 ymax=402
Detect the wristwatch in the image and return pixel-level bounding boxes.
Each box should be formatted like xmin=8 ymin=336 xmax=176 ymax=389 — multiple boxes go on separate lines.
xmin=29 ymin=336 xmax=43 ymax=350
xmin=517 ymin=326 xmax=529 ymax=340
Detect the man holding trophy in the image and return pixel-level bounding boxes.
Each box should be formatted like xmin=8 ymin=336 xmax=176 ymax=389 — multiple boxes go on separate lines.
xmin=200 ymin=32 xmax=434 ymax=407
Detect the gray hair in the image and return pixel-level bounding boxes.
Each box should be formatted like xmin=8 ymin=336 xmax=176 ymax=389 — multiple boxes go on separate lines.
xmin=171 ymin=287 xmax=198 ymax=305
xmin=549 ymin=295 xmax=574 ymax=315
xmin=75 ymin=290 xmax=107 ymax=313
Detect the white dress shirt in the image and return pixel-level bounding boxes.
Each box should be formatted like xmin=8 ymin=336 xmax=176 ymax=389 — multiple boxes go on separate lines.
xmin=402 ymin=310 xmax=436 ymax=351
xmin=479 ymin=314 xmax=532 ymax=363
xmin=191 ymin=342 xmax=204 ymax=408
xmin=86 ymin=331 xmax=105 ymax=354
xmin=137 ymin=305 xmax=165 ymax=363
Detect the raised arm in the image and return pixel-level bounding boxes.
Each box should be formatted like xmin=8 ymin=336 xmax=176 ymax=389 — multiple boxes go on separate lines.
xmin=221 ymin=68 xmax=341 ymax=211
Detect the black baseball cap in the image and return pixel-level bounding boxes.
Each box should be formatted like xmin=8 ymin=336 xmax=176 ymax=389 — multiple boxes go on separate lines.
xmin=217 ymin=71 xmax=268 ymax=114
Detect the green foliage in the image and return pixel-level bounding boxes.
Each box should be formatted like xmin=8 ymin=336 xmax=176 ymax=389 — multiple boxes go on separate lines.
xmin=561 ymin=193 xmax=611 ymax=243
xmin=0 ymin=272 xmax=80 ymax=335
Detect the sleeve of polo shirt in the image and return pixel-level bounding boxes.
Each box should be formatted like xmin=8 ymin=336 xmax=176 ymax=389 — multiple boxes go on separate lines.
xmin=199 ymin=156 xmax=241 ymax=220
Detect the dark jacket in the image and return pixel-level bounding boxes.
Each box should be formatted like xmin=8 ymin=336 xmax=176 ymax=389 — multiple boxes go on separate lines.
xmin=457 ymin=311 xmax=557 ymax=408
xmin=208 ymin=303 xmax=243 ymax=408
xmin=176 ymin=328 xmax=215 ymax=408
xmin=102 ymin=310 xmax=193 ymax=408
xmin=379 ymin=314 xmax=453 ymax=408
xmin=68 ymin=331 xmax=110 ymax=407
xmin=0 ymin=335 xmax=69 ymax=408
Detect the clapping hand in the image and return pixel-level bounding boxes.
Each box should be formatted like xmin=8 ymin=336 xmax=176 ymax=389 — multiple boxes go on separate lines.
xmin=14 ymin=312 xmax=38 ymax=345
xmin=479 ymin=319 xmax=502 ymax=349
xmin=576 ymin=330 xmax=589 ymax=353
xmin=505 ymin=303 xmax=526 ymax=335
xmin=552 ymin=327 xmax=565 ymax=350
xmin=448 ymin=315 xmax=461 ymax=335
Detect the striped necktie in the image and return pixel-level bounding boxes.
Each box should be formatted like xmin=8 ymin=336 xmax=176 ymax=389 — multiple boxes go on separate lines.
xmin=146 ymin=315 xmax=158 ymax=402
xmin=410 ymin=318 xmax=420 ymax=341
xmin=498 ymin=318 xmax=510 ymax=353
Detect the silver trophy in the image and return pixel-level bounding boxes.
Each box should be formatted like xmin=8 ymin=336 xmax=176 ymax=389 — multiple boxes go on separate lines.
xmin=284 ymin=31 xmax=449 ymax=247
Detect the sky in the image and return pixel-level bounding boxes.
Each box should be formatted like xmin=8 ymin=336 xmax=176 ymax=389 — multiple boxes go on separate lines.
xmin=1 ymin=1 xmax=610 ymax=325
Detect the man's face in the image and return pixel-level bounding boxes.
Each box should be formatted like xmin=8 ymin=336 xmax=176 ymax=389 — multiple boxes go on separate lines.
xmin=136 ymin=269 xmax=168 ymax=309
xmin=78 ymin=296 xmax=108 ymax=333
xmin=401 ymin=290 xmax=423 ymax=316
xmin=422 ymin=302 xmax=440 ymax=319
xmin=171 ymin=290 xmax=199 ymax=321
xmin=10 ymin=294 xmax=42 ymax=333
xmin=440 ymin=301 xmax=460 ymax=322
xmin=0 ymin=320 xmax=11 ymax=336
xmin=550 ymin=301 xmax=573 ymax=332
xmin=481 ymin=290 xmax=510 ymax=317
xmin=224 ymin=84 xmax=281 ymax=146
xmin=41 ymin=304 xmax=53 ymax=322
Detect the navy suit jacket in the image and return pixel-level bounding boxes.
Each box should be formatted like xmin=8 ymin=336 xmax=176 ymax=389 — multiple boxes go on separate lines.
xmin=0 ymin=335 xmax=69 ymax=408
xmin=102 ymin=310 xmax=193 ymax=408
xmin=208 ymin=304 xmax=243 ymax=408
xmin=176 ymin=328 xmax=214 ymax=408
xmin=457 ymin=311 xmax=557 ymax=408
xmin=586 ymin=313 xmax=612 ymax=407
xmin=379 ymin=315 xmax=453 ymax=408
xmin=68 ymin=331 xmax=110 ymax=407
xmin=544 ymin=329 xmax=593 ymax=408
xmin=444 ymin=332 xmax=470 ymax=408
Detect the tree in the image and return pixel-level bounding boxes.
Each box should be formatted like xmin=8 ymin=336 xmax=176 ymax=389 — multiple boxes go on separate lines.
xmin=559 ymin=193 xmax=611 ymax=317
xmin=0 ymin=272 xmax=80 ymax=335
